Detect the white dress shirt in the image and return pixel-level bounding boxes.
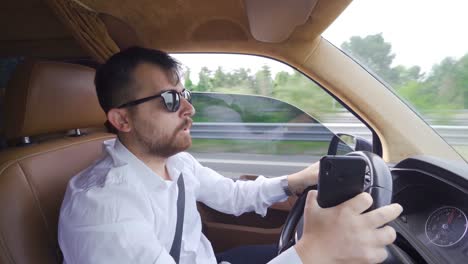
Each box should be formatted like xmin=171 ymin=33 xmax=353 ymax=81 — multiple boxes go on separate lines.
xmin=58 ymin=139 xmax=302 ymax=264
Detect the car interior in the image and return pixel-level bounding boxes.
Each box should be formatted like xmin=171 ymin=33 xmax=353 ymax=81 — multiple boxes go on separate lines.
xmin=1 ymin=0 xmax=468 ymax=263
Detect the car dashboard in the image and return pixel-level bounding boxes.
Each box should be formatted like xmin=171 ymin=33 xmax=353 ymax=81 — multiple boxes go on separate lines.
xmin=391 ymin=156 xmax=468 ymax=263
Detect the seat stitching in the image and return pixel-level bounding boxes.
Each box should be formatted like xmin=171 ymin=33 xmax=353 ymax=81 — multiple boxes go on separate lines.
xmin=0 ymin=134 xmax=115 ymax=176
xmin=0 ymin=134 xmax=114 ymax=263
xmin=0 ymin=226 xmax=16 ymax=264
xmin=17 ymin=161 xmax=56 ymax=263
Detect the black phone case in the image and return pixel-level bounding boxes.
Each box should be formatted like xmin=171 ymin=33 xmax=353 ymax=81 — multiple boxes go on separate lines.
xmin=317 ymin=155 xmax=367 ymax=208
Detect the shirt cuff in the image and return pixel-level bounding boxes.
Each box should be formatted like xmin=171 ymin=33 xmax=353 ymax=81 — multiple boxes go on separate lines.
xmin=267 ymin=246 xmax=303 ymax=264
xmin=263 ymin=175 xmax=289 ymax=203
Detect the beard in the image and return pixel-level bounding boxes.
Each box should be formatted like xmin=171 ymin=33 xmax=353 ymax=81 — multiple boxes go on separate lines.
xmin=133 ymin=117 xmax=192 ymax=158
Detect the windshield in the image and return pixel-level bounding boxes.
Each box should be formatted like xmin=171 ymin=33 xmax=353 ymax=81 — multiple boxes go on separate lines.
xmin=323 ymin=0 xmax=468 ymax=161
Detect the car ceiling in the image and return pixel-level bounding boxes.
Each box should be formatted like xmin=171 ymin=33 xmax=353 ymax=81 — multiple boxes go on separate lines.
xmin=1 ymin=0 xmax=86 ymax=58
xmin=1 ymin=0 xmax=352 ymax=63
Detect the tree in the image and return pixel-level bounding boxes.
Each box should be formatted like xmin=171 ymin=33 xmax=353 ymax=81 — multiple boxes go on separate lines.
xmin=274 ymin=71 xmax=290 ymax=88
xmin=392 ymin=53 xmax=468 ymax=121
xmin=453 ymin=54 xmax=468 ymax=108
xmin=196 ymin=67 xmax=213 ymax=92
xmin=392 ymin=65 xmax=423 ymax=87
xmin=212 ymin=66 xmax=228 ymax=89
xmin=272 ymin=71 xmax=338 ymax=118
xmin=230 ymin=68 xmax=254 ymax=89
xmin=341 ymin=34 xmax=429 ymax=100
xmin=341 ymin=33 xmax=403 ymax=86
xmin=423 ymin=56 xmax=468 ymax=110
xmin=254 ymin=65 xmax=273 ymax=96
xmin=183 ymin=67 xmax=194 ymax=90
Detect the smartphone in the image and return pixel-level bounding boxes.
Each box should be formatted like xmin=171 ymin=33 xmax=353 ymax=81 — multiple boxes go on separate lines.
xmin=317 ymin=155 xmax=367 ymax=208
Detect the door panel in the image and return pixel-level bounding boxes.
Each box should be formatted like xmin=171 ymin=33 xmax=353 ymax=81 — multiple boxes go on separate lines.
xmin=198 ymin=174 xmax=298 ymax=252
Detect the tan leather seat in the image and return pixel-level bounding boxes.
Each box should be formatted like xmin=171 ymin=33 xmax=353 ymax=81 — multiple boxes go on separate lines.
xmin=0 ymin=61 xmax=115 ymax=263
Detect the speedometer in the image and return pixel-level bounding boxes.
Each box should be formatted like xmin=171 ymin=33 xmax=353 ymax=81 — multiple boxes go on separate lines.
xmin=425 ymin=206 xmax=468 ymax=247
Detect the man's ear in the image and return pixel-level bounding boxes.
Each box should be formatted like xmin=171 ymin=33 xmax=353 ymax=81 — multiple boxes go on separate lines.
xmin=107 ymin=108 xmax=132 ymax=133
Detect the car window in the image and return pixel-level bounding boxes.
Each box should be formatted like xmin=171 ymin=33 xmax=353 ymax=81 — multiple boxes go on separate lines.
xmin=323 ymin=0 xmax=468 ymax=162
xmin=0 ymin=57 xmax=24 ymax=149
xmin=0 ymin=57 xmax=23 ymax=88
xmin=173 ymin=54 xmax=369 ymax=178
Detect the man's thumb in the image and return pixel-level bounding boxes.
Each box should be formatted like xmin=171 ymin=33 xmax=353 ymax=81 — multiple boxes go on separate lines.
xmin=305 ymin=190 xmax=319 ymax=209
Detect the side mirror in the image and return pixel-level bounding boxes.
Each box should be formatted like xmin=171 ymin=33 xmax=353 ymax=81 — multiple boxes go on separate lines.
xmin=327 ymin=133 xmax=372 ymax=155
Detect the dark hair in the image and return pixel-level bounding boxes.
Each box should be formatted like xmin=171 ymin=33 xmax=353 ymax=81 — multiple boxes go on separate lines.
xmin=94 ymin=46 xmax=181 ymax=113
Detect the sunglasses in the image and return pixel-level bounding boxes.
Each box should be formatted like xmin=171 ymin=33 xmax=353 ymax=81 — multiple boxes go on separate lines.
xmin=117 ymin=89 xmax=192 ymax=112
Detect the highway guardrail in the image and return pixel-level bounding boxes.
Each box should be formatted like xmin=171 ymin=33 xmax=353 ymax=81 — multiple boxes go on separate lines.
xmin=190 ymin=122 xmax=468 ymax=145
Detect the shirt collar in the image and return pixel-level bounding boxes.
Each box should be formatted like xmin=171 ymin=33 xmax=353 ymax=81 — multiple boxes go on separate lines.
xmin=104 ymin=138 xmax=178 ymax=189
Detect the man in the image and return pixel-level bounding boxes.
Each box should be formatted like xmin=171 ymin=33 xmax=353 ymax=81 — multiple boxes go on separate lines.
xmin=58 ymin=47 xmax=402 ymax=264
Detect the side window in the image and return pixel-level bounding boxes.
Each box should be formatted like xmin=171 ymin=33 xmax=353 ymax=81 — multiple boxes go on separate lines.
xmin=0 ymin=57 xmax=23 ymax=89
xmin=173 ymin=54 xmax=371 ymax=178
xmin=0 ymin=57 xmax=24 ymax=149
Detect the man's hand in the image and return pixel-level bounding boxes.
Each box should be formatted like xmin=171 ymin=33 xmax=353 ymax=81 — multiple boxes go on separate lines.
xmin=287 ymin=162 xmax=320 ymax=195
xmin=294 ymin=191 xmax=403 ymax=264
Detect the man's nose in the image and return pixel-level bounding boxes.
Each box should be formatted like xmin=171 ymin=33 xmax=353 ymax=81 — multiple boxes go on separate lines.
xmin=179 ymin=97 xmax=195 ymax=117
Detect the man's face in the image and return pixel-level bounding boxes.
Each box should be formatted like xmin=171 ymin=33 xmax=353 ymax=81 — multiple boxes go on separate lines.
xmin=124 ymin=63 xmax=194 ymax=157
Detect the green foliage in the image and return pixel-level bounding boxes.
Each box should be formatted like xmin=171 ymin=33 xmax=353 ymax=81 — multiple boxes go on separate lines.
xmin=212 ymin=66 xmax=227 ymax=89
xmin=457 ymin=55 xmax=468 ymax=108
xmin=254 ymin=65 xmax=273 ymax=96
xmin=341 ymin=34 xmax=424 ymax=89
xmin=342 ymin=33 xmax=399 ymax=85
xmin=395 ymin=55 xmax=468 ymax=122
xmin=272 ymin=71 xmax=342 ymax=119
xmin=186 ymin=66 xmax=340 ymax=120
xmin=191 ymin=93 xmax=314 ymax=123
xmin=340 ymin=33 xmax=468 ymax=124
xmin=392 ymin=65 xmax=423 ymax=87
xmin=184 ymin=34 xmax=468 ymax=125
xmin=196 ymin=67 xmax=213 ymax=92
xmin=183 ymin=67 xmax=194 ymax=90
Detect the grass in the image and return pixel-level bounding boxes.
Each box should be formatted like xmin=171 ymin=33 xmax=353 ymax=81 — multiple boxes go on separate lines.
xmin=189 ymin=139 xmax=329 ymax=155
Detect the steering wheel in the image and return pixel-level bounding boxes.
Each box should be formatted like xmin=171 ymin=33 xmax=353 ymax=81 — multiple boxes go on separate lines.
xmin=277 ymin=151 xmax=395 ymax=256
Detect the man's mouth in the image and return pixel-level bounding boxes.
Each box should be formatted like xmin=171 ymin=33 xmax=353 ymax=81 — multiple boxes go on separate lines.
xmin=182 ymin=119 xmax=192 ymax=132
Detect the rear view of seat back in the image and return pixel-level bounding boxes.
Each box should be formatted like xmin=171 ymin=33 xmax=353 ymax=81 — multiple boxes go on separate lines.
xmin=0 ymin=61 xmax=115 ymax=264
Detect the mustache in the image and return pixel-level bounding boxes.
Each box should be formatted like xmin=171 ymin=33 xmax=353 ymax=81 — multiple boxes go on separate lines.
xmin=176 ymin=118 xmax=192 ymax=131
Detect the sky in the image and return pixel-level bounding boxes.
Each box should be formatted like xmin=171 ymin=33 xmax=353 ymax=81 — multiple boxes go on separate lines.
xmin=173 ymin=0 xmax=468 ymax=83
xmin=323 ymin=0 xmax=468 ymax=72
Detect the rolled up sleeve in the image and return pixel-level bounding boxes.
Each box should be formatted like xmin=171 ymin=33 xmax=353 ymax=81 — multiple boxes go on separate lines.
xmin=183 ymin=153 xmax=289 ymax=216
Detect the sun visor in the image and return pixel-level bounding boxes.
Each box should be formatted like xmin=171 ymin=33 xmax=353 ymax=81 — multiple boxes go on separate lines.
xmin=244 ymin=0 xmax=318 ymax=43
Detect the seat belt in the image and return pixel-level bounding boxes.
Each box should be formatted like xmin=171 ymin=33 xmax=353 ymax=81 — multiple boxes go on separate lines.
xmin=169 ymin=173 xmax=185 ymax=263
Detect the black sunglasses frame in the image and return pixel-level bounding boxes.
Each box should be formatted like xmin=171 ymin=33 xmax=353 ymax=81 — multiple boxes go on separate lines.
xmin=117 ymin=89 xmax=192 ymax=112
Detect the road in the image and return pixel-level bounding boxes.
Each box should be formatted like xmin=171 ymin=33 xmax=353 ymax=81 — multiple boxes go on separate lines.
xmin=189 ymin=152 xmax=320 ymax=178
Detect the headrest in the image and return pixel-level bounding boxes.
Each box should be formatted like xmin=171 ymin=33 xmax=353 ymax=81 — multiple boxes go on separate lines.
xmin=3 ymin=60 xmax=106 ymax=140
